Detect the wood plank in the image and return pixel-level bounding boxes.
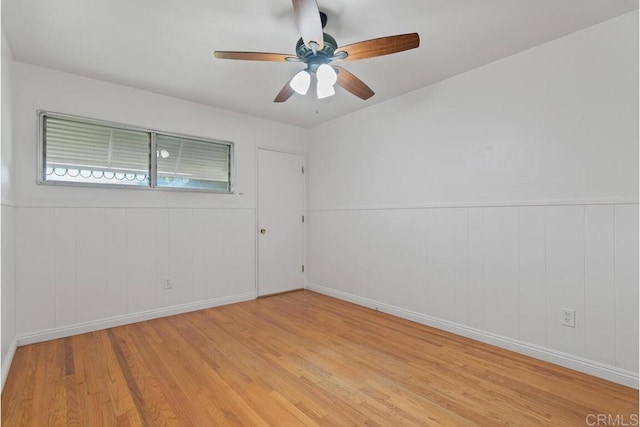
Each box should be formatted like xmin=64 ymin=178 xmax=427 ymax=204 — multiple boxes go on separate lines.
xmin=468 ymin=208 xmax=484 ymax=328
xmin=546 ymin=206 xmax=586 ymax=356
xmin=105 ymin=209 xmax=128 ymax=317
xmin=518 ymin=206 xmax=547 ymax=346
xmin=77 ymin=208 xmax=107 ymax=323
xmin=453 ymin=208 xmax=470 ymax=325
xmin=615 ymin=204 xmax=640 ymax=372
xmin=482 ymin=207 xmax=519 ymax=339
xmin=54 ymin=208 xmax=79 ymax=327
xmin=2 ymin=291 xmax=637 ymax=425
xmin=16 ymin=207 xmax=56 ymax=333
xmin=126 ymin=209 xmax=158 ymax=313
xmin=585 ymin=205 xmax=616 ymax=365
xmin=426 ymin=208 xmax=455 ymax=322
xmin=167 ymin=209 xmax=195 ymax=306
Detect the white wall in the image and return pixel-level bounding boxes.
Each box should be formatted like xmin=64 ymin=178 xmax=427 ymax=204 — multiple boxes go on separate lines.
xmin=1 ymin=28 xmax=17 ymax=387
xmin=309 ymin=12 xmax=637 ymax=210
xmin=1 ymin=32 xmax=14 ymax=204
xmin=11 ymin=62 xmax=307 ymax=339
xmin=307 ymin=11 xmax=639 ymax=385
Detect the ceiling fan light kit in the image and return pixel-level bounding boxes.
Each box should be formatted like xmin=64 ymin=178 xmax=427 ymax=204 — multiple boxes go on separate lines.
xmin=290 ymin=70 xmax=311 ymax=95
xmin=315 ymin=64 xmax=337 ymax=99
xmin=214 ymin=0 xmax=420 ymax=103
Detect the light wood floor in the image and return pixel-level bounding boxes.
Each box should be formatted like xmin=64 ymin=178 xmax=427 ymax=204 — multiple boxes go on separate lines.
xmin=2 ymin=291 xmax=638 ymax=426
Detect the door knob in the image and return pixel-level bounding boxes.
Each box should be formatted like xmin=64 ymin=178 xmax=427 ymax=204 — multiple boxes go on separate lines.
xmin=260 ymin=229 xmax=266 ymax=234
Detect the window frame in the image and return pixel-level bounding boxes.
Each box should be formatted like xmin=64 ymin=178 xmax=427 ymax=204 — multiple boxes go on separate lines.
xmin=37 ymin=110 xmax=234 ymax=194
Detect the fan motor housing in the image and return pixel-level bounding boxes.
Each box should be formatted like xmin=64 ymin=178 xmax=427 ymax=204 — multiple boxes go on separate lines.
xmin=296 ymin=32 xmax=338 ymax=70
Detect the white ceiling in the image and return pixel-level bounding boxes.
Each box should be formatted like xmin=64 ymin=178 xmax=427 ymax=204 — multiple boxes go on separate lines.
xmin=2 ymin=0 xmax=637 ymax=128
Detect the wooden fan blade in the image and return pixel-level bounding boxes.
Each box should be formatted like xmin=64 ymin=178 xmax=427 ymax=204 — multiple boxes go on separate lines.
xmin=214 ymin=51 xmax=293 ymax=62
xmin=292 ymin=0 xmax=324 ymax=49
xmin=274 ymin=77 xmax=296 ymax=103
xmin=334 ymin=66 xmax=374 ymax=100
xmin=336 ymin=33 xmax=420 ymax=61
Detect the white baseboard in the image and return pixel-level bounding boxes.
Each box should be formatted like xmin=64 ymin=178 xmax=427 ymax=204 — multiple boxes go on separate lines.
xmin=16 ymin=292 xmax=256 ymax=346
xmin=1 ymin=337 xmax=18 ymax=392
xmin=306 ymin=282 xmax=639 ymax=389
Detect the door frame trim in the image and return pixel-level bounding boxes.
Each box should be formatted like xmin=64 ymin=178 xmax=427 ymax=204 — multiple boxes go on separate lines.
xmin=255 ymin=146 xmax=307 ymax=297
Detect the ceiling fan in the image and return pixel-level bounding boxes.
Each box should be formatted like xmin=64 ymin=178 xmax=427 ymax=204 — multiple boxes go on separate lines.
xmin=213 ymin=0 xmax=420 ymax=103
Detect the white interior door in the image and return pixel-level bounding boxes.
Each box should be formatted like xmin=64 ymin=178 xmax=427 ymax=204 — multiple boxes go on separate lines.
xmin=258 ymin=149 xmax=304 ymax=296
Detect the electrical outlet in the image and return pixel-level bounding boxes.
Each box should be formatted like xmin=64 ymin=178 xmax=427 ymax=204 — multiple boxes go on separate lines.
xmin=163 ymin=278 xmax=172 ymax=290
xmin=561 ymin=308 xmax=576 ymax=328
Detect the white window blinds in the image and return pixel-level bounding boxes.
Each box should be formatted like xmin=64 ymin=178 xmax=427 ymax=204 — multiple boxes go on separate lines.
xmin=40 ymin=112 xmax=233 ymax=192
xmin=156 ymin=134 xmax=231 ymax=191
xmin=44 ymin=116 xmax=150 ymax=186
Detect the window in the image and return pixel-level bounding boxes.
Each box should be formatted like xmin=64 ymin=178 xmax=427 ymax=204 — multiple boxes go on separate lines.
xmin=38 ymin=111 xmax=233 ymax=192
xmin=156 ymin=134 xmax=231 ymax=191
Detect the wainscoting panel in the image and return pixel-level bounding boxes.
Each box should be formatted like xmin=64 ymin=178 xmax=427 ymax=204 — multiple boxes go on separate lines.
xmin=468 ymin=208 xmax=484 ymax=329
xmin=517 ymin=206 xmax=546 ymax=347
xmin=15 ymin=207 xmax=257 ymax=337
xmin=452 ymin=209 xmax=470 ymax=325
xmin=126 ymin=208 xmax=159 ymax=315
xmin=77 ymin=208 xmax=108 ymax=323
xmin=584 ymin=205 xmax=616 ymax=366
xmin=105 ymin=208 xmax=128 ymax=317
xmin=545 ymin=206 xmax=586 ymax=358
xmin=307 ymin=202 xmax=639 ymax=380
xmin=191 ymin=209 xmax=210 ymax=302
xmin=166 ymin=209 xmax=196 ymax=307
xmin=614 ymin=204 xmax=640 ymax=372
xmin=16 ymin=208 xmax=55 ymax=334
xmin=426 ymin=208 xmax=455 ymax=322
xmin=53 ymin=208 xmax=79 ymax=326
xmin=482 ymin=207 xmax=519 ymax=340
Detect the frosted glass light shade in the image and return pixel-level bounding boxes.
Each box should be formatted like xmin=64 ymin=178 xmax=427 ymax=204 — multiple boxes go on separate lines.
xmin=317 ymin=83 xmax=336 ymax=99
xmin=316 ymin=64 xmax=337 ymax=99
xmin=290 ymin=70 xmax=311 ymax=95
xmin=317 ymin=64 xmax=337 ymax=85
